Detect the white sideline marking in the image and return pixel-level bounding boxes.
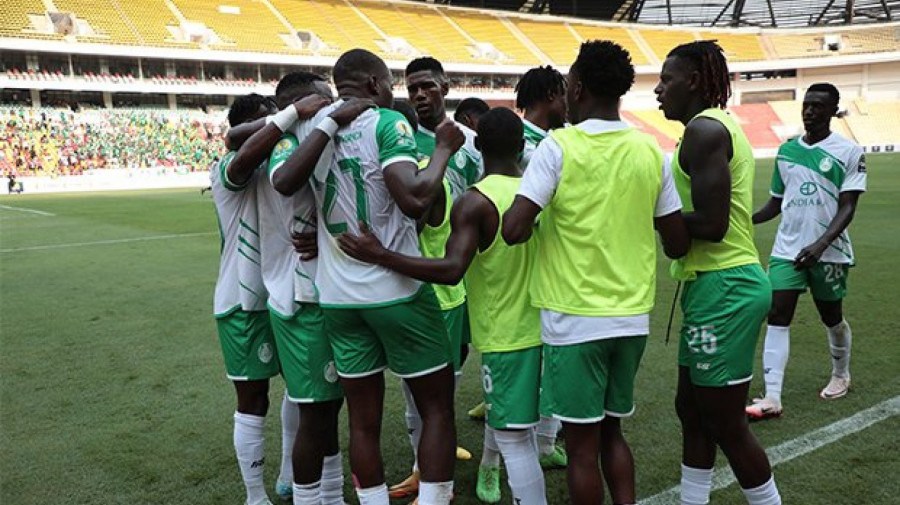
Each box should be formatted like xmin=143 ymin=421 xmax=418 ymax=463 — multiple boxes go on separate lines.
xmin=640 ymin=395 xmax=900 ymax=504
xmin=0 ymin=204 xmax=55 ymax=216
xmin=0 ymin=231 xmax=216 ymax=253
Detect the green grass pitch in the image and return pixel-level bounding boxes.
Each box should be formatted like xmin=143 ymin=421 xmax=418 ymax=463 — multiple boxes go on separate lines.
xmin=2 ymin=154 xmax=898 ymax=504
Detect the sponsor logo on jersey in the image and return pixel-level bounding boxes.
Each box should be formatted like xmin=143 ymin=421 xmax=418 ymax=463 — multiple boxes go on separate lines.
xmin=258 ymin=343 xmax=274 ymax=364
xmin=799 ymin=181 xmax=818 ymax=196
xmin=858 ymin=154 xmax=867 ymax=173
xmin=250 ymin=457 xmax=265 ymax=468
xmin=336 ymin=131 xmax=362 ymax=144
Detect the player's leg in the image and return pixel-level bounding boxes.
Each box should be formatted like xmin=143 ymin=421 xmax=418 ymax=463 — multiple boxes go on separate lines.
xmin=280 ymin=304 xmax=346 ymax=505
xmin=372 ymin=287 xmax=456 ymax=505
xmin=219 ymin=310 xmax=280 ymax=505
xmin=323 ymin=307 xmax=390 ymax=504
xmin=810 ymin=263 xmax=852 ymax=399
xmin=599 ymin=335 xmax=647 ymax=505
xmin=388 ymin=379 xmax=421 ymax=499
xmin=543 ymin=341 xmax=609 ymax=505
xmin=276 ymin=392 xmax=298 ymax=501
xmin=675 ymin=366 xmax=716 ymax=505
xmin=477 ymin=425 xmax=502 ymax=503
xmin=446 ymin=303 xmax=472 ymax=462
xmin=482 ymin=348 xmax=546 ymax=505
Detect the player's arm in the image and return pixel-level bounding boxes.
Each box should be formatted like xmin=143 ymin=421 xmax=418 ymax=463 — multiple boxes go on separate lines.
xmin=338 ymin=191 xmax=486 ymax=285
xmin=228 ymin=95 xmax=330 ymax=187
xmin=272 ymin=98 xmax=375 ymax=196
xmin=225 ymin=118 xmax=265 ymax=151
xmin=678 ymin=117 xmax=732 ymax=242
xmin=502 ymin=197 xmax=540 ymax=245
xmin=753 ymin=197 xmax=783 ymax=224
xmin=794 ymin=191 xmax=862 ymax=269
xmin=502 ymin=135 xmax=559 ymax=245
xmin=384 ymin=119 xmax=464 ymax=219
xmin=655 ymin=212 xmax=689 ymax=259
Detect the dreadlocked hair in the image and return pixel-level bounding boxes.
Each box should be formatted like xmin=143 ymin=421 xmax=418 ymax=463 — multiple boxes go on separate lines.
xmin=667 ymin=40 xmax=732 ymax=109
xmin=515 ymin=65 xmax=566 ymax=110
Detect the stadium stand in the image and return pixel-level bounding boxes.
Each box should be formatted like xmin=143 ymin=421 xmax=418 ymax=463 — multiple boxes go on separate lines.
xmin=364 ymin=2 xmax=476 ymax=62
xmin=770 ymin=26 xmax=900 ymax=59
xmin=0 ymin=107 xmax=225 ymax=176
xmin=0 ymin=0 xmax=64 ymax=40
xmin=271 ymin=0 xmax=383 ymax=55
xmin=511 ymin=19 xmax=581 ymax=65
xmin=844 ymin=99 xmax=900 ymax=145
xmin=450 ymin=11 xmax=541 ymax=64
xmin=639 ymin=28 xmax=699 ymax=62
xmin=729 ymin=103 xmax=783 ymax=148
xmin=570 ymin=24 xmax=649 ymax=65
xmin=695 ymin=31 xmax=767 ymax=61
xmin=170 ymin=0 xmax=292 ymax=52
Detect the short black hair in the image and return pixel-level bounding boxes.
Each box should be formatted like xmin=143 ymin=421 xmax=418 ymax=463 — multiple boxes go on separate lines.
xmin=806 ymin=83 xmax=840 ymax=106
xmin=571 ymin=40 xmax=635 ymax=102
xmin=405 ymin=57 xmax=444 ymax=79
xmin=275 ymin=71 xmax=325 ymax=99
xmin=476 ymin=107 xmax=523 ymax=158
xmin=392 ymin=99 xmax=418 ymax=131
xmin=227 ymin=93 xmax=269 ymax=127
xmin=667 ymin=40 xmax=731 ymax=109
xmin=454 ymin=97 xmax=490 ymax=123
xmin=515 ymin=65 xmax=566 ymax=110
xmin=333 ymin=49 xmax=386 ymax=83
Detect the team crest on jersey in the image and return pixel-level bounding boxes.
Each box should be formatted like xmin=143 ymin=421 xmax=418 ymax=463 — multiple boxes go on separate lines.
xmin=273 ymin=138 xmax=294 ymax=157
xmin=324 ymin=361 xmax=338 ymax=383
xmin=454 ymin=150 xmax=467 ymax=168
xmin=258 ymin=343 xmax=274 ymax=364
xmin=819 ymin=157 xmax=834 ymax=173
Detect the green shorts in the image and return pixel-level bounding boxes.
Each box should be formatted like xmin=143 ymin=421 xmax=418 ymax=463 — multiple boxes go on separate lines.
xmin=216 ymin=309 xmax=280 ymax=381
xmin=443 ymin=303 xmax=466 ymax=373
xmin=678 ymin=264 xmax=770 ymax=387
xmin=324 ymin=286 xmax=451 ymax=379
xmin=541 ymin=336 xmax=647 ymax=423
xmin=768 ymin=257 xmax=849 ymax=302
xmin=270 ymin=304 xmax=343 ymax=403
xmin=481 ymin=347 xmax=541 ymax=430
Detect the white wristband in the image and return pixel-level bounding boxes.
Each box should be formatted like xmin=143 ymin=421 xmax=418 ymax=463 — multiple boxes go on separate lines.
xmin=272 ymin=106 xmax=299 ymax=132
xmin=316 ymin=117 xmax=339 ymax=138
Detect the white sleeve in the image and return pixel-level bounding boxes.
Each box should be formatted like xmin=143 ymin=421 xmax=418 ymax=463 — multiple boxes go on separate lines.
xmin=841 ymin=149 xmax=867 ymax=193
xmin=517 ymin=137 xmax=563 ymax=209
xmin=655 ymin=155 xmax=683 ymax=217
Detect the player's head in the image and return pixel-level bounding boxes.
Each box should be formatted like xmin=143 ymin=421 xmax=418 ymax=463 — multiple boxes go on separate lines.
xmin=566 ymin=41 xmax=634 ymax=124
xmin=227 ymin=93 xmax=275 ymax=127
xmin=656 ymin=40 xmax=731 ymax=122
xmin=474 ymin=107 xmax=524 ymax=166
xmin=274 ymin=71 xmax=331 ymax=109
xmin=405 ymin=57 xmax=448 ymax=129
xmin=515 ymin=65 xmax=567 ymax=129
xmin=802 ymin=83 xmax=840 ymax=133
xmin=333 ymin=49 xmax=394 ymax=108
xmin=392 ymin=99 xmax=419 ymax=132
xmin=454 ymin=97 xmax=490 ymax=131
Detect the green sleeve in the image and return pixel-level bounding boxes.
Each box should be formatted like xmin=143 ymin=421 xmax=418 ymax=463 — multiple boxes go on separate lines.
xmin=218 ymin=151 xmax=246 ymax=192
xmin=770 ymin=160 xmax=785 ymax=197
xmin=267 ymin=133 xmax=300 ymax=176
xmin=375 ymin=109 xmax=418 ymax=166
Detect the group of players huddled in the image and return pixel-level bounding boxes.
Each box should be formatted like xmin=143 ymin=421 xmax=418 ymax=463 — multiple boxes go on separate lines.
xmin=211 ymin=38 xmax=865 ymax=505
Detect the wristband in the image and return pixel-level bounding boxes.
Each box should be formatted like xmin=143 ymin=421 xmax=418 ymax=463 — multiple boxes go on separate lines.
xmin=272 ymin=106 xmax=299 ymax=132
xmin=316 ymin=117 xmax=339 ymax=138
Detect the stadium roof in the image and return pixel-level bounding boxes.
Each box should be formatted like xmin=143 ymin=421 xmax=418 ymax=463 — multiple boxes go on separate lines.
xmin=421 ymin=0 xmax=899 ymax=27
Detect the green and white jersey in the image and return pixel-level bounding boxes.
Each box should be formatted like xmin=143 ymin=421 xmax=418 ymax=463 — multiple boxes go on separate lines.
xmin=259 ymin=130 xmax=323 ymax=317
xmin=415 ymin=120 xmax=483 ymax=201
xmin=771 ymin=132 xmax=866 ymax=264
xmin=520 ymin=118 xmax=547 ymax=170
xmin=210 ymin=151 xmax=267 ymax=316
xmin=310 ymin=106 xmax=423 ymax=307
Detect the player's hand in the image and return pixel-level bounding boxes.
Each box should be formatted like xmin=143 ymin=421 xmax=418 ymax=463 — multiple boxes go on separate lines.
xmin=292 ymin=94 xmax=331 ymax=119
xmin=434 ymin=119 xmax=465 ymax=153
xmin=291 ymin=231 xmax=318 ymax=261
xmin=329 ymin=98 xmax=375 ymax=126
xmin=793 ymin=241 xmax=827 ymax=270
xmin=337 ymin=221 xmax=386 ymax=265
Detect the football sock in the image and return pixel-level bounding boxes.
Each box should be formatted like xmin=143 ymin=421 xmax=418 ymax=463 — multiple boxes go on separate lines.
xmin=356 ymin=483 xmax=389 ymax=505
xmin=320 ymin=453 xmax=345 ymax=505
xmin=762 ymin=325 xmax=790 ymax=403
xmin=418 ymin=481 xmax=454 ymax=505
xmin=233 ymin=412 xmax=267 ymax=505
xmin=827 ymin=319 xmax=852 ymax=378
xmin=494 ymin=429 xmax=547 ymax=505
xmin=401 ymin=379 xmax=422 ymax=471
xmin=481 ymin=426 xmax=501 ymax=467
xmin=279 ymin=391 xmax=299 ymax=486
xmin=535 ymin=416 xmax=560 ymax=456
xmin=742 ymin=475 xmax=781 ymax=505
xmin=680 ymin=464 xmax=713 ymax=505
xmin=293 ymin=481 xmax=320 ymax=505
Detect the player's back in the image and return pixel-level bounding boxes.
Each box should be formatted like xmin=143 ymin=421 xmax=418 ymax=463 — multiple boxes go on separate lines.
xmin=210 ymin=153 xmax=266 ymax=315
xmin=313 ymin=107 xmax=422 ymax=307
